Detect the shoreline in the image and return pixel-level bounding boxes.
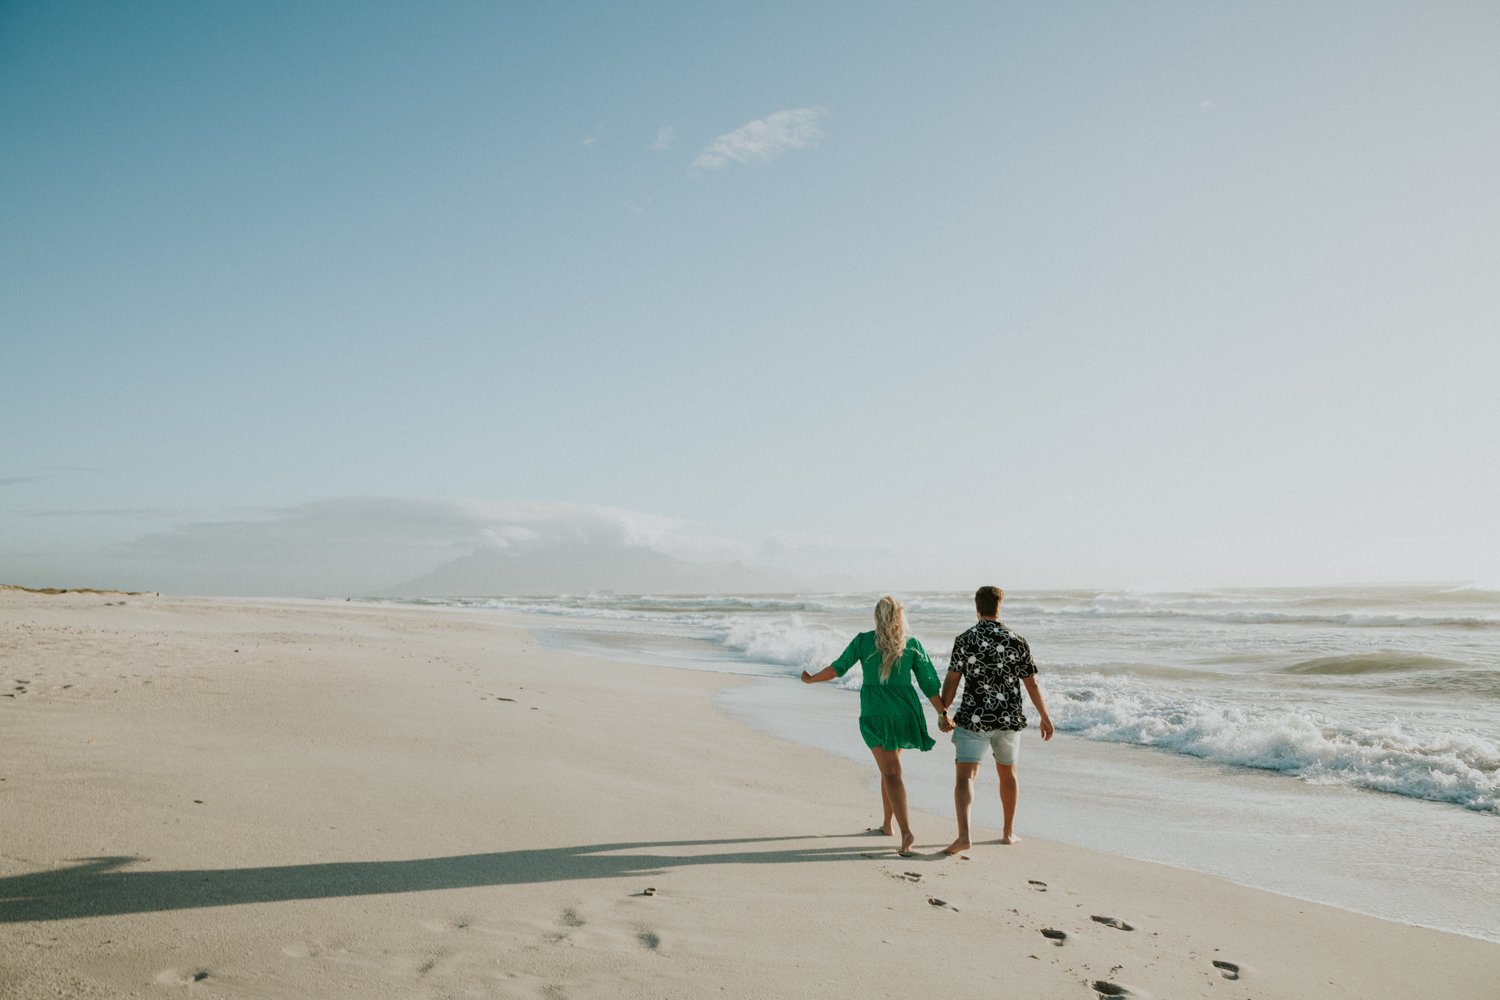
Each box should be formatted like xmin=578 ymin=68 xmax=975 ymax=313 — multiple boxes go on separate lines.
xmin=716 ymin=673 xmax=1500 ymax=945
xmin=516 ymin=603 xmax=1500 ymax=943
xmin=3 ymin=592 xmax=1496 ymax=998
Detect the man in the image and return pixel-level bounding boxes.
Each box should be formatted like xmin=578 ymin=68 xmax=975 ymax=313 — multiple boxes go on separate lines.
xmin=940 ymin=585 xmax=1053 ymax=853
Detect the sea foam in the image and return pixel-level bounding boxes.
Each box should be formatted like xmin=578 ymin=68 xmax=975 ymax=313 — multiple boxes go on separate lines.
xmin=1051 ymin=674 xmax=1499 ymax=813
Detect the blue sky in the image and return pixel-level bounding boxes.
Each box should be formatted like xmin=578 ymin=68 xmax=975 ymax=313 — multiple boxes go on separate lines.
xmin=3 ymin=2 xmax=1498 ymax=595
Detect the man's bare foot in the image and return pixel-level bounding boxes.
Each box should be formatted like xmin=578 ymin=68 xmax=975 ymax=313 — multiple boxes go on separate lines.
xmin=942 ymin=838 xmax=971 ymax=856
xmin=1000 ymin=831 xmax=1020 ymax=845
xmin=898 ymin=832 xmax=916 ymax=856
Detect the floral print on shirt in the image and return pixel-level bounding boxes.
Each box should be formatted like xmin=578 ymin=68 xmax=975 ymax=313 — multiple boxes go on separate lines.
xmin=948 ymin=619 xmax=1037 ymax=732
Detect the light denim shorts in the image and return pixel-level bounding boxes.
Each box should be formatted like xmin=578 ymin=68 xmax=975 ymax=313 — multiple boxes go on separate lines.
xmin=953 ymin=725 xmax=1021 ymax=765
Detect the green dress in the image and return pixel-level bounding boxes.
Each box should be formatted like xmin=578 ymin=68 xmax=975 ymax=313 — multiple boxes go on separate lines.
xmin=830 ymin=632 xmax=943 ymax=751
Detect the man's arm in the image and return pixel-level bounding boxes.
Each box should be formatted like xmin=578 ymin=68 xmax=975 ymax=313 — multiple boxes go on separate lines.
xmin=940 ymin=670 xmax=961 ymax=711
xmin=1022 ymin=675 xmax=1054 ymax=741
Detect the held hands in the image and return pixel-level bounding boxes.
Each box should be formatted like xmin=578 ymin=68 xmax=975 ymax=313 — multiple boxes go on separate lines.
xmin=937 ymin=712 xmax=955 ymax=733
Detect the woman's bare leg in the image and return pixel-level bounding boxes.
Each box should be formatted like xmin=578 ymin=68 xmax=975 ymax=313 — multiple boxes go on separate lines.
xmin=878 ymin=776 xmax=895 ymax=834
xmin=869 ymin=746 xmax=914 ymax=855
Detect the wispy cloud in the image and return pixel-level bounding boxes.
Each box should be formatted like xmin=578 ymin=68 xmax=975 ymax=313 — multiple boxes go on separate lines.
xmin=0 ymin=467 xmax=104 ymax=488
xmin=24 ymin=507 xmax=227 ymax=519
xmin=652 ymin=125 xmax=677 ymax=151
xmin=692 ymin=107 xmax=826 ymax=170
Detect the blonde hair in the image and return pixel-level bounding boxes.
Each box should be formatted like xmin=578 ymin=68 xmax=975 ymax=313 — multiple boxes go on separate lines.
xmin=873 ymin=595 xmax=907 ymax=683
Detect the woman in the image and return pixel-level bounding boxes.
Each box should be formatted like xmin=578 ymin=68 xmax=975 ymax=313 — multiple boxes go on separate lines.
xmin=801 ymin=595 xmax=952 ymax=856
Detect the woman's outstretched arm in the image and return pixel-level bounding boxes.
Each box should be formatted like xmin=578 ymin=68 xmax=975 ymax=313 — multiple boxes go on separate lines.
xmin=801 ymin=666 xmax=837 ymax=684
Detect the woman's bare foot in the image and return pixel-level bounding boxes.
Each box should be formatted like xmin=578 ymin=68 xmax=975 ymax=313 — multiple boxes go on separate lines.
xmin=1000 ymin=831 xmax=1020 ymax=845
xmin=866 ymin=824 xmax=895 ymax=836
xmin=942 ymin=838 xmax=971 ymax=856
xmin=898 ymin=832 xmax=916 ymax=856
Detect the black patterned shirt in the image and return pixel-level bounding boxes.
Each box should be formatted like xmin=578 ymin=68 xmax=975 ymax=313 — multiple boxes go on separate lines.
xmin=948 ymin=619 xmax=1037 ymax=732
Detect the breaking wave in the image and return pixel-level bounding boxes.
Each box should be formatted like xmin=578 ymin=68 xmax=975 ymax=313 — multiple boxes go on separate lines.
xmin=1051 ymin=676 xmax=1499 ymax=813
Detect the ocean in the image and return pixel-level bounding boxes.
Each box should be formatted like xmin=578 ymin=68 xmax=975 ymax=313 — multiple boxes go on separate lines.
xmin=388 ymin=585 xmax=1499 ymax=942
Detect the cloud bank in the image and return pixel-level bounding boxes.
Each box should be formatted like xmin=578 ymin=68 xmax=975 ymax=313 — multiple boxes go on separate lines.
xmin=692 ymin=108 xmax=826 ymax=169
xmin=52 ymin=496 xmax=880 ymax=597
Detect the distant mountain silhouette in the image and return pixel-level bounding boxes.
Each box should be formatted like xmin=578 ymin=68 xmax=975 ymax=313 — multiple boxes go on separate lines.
xmin=377 ymin=544 xmax=784 ymax=597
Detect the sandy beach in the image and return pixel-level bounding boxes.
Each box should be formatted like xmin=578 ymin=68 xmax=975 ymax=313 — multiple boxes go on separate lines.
xmin=2 ymin=592 xmax=1496 ymax=999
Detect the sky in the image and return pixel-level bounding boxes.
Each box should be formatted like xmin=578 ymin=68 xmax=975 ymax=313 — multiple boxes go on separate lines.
xmin=3 ymin=1 xmax=1498 ymax=596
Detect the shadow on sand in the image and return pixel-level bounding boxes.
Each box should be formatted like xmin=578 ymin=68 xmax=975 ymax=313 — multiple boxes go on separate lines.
xmin=0 ymin=834 xmax=898 ymax=922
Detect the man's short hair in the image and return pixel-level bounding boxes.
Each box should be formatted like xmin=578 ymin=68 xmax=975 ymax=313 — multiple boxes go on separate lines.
xmin=975 ymin=586 xmax=1003 ymax=617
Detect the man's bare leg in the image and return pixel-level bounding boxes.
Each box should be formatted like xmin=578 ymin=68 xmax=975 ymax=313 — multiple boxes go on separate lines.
xmin=997 ymin=762 xmax=1020 ymax=843
xmin=869 ymin=746 xmax=915 ymax=855
xmin=944 ymin=763 xmax=981 ymax=855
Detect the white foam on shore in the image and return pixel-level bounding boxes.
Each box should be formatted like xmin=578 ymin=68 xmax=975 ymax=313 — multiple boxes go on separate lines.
xmin=1050 ymin=674 xmax=1499 ymax=813
xmin=718 ymin=615 xmax=849 ymax=672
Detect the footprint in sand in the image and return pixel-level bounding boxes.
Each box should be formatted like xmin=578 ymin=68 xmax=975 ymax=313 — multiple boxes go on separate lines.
xmin=1091 ymin=980 xmax=1131 ymax=997
xmin=419 ymin=917 xmax=472 ymax=933
xmin=1212 ymin=959 xmax=1241 ymax=980
xmin=1040 ymin=928 xmax=1067 ymax=946
xmin=637 ymin=931 xmax=661 ymax=951
xmin=1028 ymin=879 xmax=1047 ymax=891
xmin=1090 ymin=915 xmax=1134 ymax=931
xmin=154 ymin=968 xmax=210 ymax=986
xmin=559 ymin=908 xmax=585 ymax=928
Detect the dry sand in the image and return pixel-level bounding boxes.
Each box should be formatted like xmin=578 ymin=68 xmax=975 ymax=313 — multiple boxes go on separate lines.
xmin=2 ymin=592 xmax=1496 ymax=999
